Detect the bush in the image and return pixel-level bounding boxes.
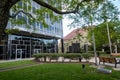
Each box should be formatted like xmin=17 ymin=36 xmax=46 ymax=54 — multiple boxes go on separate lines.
xmin=82 ymin=53 xmax=93 ymax=61
xmin=33 ymin=53 xmax=82 ymax=62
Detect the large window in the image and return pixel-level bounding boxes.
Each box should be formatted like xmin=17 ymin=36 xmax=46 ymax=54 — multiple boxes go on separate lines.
xmin=9 ymin=35 xmax=58 ymax=59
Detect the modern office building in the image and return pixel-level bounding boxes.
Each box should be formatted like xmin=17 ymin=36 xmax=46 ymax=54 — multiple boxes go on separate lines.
xmin=0 ymin=1 xmax=63 ymax=60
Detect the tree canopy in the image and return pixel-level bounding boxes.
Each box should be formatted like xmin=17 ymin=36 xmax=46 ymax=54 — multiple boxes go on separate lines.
xmin=0 ymin=0 xmax=104 ymax=39
xmin=68 ymin=0 xmax=120 ymax=27
xmin=67 ymin=0 xmax=120 ymax=51
xmin=88 ymin=21 xmax=120 ymax=50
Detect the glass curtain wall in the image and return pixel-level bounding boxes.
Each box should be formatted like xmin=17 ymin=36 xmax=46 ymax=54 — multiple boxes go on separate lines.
xmin=2 ymin=1 xmax=62 ymax=60
xmin=8 ymin=35 xmax=58 ymax=59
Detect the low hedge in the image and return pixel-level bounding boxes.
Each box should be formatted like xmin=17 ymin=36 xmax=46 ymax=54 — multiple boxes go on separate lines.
xmin=33 ymin=53 xmax=93 ymax=62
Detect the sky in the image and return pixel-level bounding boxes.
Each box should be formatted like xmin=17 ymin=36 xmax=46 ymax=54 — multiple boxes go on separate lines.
xmin=62 ymin=0 xmax=120 ymax=37
xmin=62 ymin=16 xmax=76 ymax=37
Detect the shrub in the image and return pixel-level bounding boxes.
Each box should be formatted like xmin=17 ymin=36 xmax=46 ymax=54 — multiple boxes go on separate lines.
xmin=33 ymin=53 xmax=82 ymax=62
xmin=82 ymin=53 xmax=93 ymax=62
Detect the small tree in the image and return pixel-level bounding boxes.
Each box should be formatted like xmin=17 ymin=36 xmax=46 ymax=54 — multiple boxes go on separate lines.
xmin=68 ymin=1 xmax=103 ymax=65
xmin=88 ymin=21 xmax=120 ymax=52
xmin=96 ymin=0 xmax=120 ymax=54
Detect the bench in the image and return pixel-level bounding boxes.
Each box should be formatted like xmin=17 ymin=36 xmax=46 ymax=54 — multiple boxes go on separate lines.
xmin=99 ymin=57 xmax=120 ymax=68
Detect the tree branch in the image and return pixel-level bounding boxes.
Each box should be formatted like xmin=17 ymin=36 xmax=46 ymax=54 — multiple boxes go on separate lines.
xmin=33 ymin=0 xmax=85 ymax=14
xmin=9 ymin=10 xmax=35 ymax=19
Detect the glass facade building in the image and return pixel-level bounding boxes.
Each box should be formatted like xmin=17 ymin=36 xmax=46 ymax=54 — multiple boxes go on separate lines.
xmin=0 ymin=1 xmax=63 ymax=60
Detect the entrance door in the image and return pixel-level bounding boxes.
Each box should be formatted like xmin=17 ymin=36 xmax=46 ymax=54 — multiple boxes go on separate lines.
xmin=34 ymin=49 xmax=41 ymax=53
xmin=16 ymin=49 xmax=22 ymax=59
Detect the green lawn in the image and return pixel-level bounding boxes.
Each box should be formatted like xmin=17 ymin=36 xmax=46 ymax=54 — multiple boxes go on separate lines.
xmin=0 ymin=60 xmax=35 ymax=68
xmin=0 ymin=63 xmax=120 ymax=80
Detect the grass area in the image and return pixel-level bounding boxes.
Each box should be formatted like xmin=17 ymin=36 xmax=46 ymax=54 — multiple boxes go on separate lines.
xmin=0 ymin=63 xmax=120 ymax=80
xmin=0 ymin=60 xmax=36 ymax=68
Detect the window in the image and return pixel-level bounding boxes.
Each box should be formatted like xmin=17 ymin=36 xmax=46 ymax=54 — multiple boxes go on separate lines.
xmin=32 ymin=7 xmax=36 ymax=13
xmin=12 ymin=40 xmax=19 ymax=44
xmin=18 ymin=2 xmax=22 ymax=7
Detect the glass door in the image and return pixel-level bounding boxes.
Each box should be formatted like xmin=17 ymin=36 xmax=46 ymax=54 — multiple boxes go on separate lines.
xmin=34 ymin=49 xmax=41 ymax=53
xmin=16 ymin=49 xmax=22 ymax=59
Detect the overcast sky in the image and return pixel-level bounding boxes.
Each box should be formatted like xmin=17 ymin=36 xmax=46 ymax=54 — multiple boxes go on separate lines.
xmin=63 ymin=16 xmax=76 ymax=37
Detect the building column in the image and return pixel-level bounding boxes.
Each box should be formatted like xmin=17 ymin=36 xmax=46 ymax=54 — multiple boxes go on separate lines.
xmin=61 ymin=39 xmax=64 ymax=53
xmin=30 ymin=35 xmax=32 ymax=58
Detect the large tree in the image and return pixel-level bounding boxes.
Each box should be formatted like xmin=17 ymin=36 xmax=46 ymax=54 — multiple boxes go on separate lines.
xmin=0 ymin=0 xmax=105 ymax=39
xmin=68 ymin=0 xmax=105 ymax=65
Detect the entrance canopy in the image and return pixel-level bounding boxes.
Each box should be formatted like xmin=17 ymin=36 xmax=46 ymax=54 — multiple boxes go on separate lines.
xmin=9 ymin=29 xmax=61 ymax=39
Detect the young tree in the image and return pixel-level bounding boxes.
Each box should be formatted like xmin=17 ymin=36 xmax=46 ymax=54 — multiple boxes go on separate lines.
xmin=67 ymin=0 xmax=120 ymax=64
xmin=68 ymin=1 xmax=103 ymax=65
xmin=88 ymin=21 xmax=120 ymax=51
xmin=97 ymin=0 xmax=120 ymax=54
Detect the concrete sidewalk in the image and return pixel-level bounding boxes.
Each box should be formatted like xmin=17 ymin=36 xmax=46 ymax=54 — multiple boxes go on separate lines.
xmin=0 ymin=58 xmax=34 ymax=63
xmin=89 ymin=57 xmax=120 ymax=71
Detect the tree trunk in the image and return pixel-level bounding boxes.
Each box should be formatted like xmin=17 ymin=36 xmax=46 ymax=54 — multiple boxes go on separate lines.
xmin=0 ymin=1 xmax=11 ymax=41
xmin=0 ymin=0 xmax=19 ymax=41
xmin=106 ymin=22 xmax=112 ymax=54
xmin=0 ymin=8 xmax=9 ymax=39
xmin=92 ymin=32 xmax=97 ymax=65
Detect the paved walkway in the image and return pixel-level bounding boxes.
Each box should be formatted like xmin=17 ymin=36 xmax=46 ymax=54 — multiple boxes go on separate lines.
xmin=0 ymin=58 xmax=34 ymax=63
xmin=0 ymin=63 xmax=41 ymax=72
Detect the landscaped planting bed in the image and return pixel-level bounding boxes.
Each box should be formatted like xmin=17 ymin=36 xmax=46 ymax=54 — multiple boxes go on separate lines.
xmin=33 ymin=53 xmax=93 ymax=62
